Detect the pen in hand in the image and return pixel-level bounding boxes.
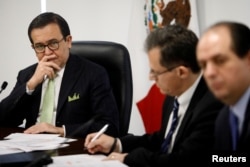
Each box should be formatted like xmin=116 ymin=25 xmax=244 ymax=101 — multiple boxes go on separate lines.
xmin=90 ymin=124 xmax=109 ymax=142
xmin=84 ymin=124 xmax=109 ymax=151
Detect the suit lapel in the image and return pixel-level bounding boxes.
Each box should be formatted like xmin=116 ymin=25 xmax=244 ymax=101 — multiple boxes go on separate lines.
xmin=160 ymin=96 xmax=175 ymax=135
xmin=56 ymin=55 xmax=83 ymax=116
xmin=174 ymin=77 xmax=207 ymax=144
xmin=218 ymin=107 xmax=232 ymax=150
xmin=239 ymin=96 xmax=250 ymax=149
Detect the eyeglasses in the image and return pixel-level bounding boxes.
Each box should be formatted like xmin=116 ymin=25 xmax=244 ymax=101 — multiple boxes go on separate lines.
xmin=32 ymin=37 xmax=64 ymax=53
xmin=149 ymin=66 xmax=178 ymax=80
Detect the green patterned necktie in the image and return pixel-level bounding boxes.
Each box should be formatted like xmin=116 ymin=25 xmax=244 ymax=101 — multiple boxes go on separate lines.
xmin=40 ymin=79 xmax=55 ymax=124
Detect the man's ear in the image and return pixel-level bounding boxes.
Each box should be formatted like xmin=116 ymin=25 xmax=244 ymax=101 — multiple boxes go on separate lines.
xmin=66 ymin=35 xmax=72 ymax=49
xmin=246 ymin=50 xmax=250 ymax=66
xmin=177 ymin=66 xmax=189 ymax=79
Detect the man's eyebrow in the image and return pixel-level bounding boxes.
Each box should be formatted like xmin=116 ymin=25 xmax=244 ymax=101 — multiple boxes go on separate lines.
xmin=34 ymin=38 xmax=58 ymax=45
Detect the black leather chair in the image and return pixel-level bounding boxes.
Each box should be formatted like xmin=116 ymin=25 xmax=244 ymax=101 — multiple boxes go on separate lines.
xmin=70 ymin=41 xmax=133 ymax=137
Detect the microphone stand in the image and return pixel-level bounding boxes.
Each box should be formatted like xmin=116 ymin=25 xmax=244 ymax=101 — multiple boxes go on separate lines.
xmin=0 ymin=81 xmax=8 ymax=95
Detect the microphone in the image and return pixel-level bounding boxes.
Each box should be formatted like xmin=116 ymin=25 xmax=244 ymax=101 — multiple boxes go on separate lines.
xmin=25 ymin=114 xmax=103 ymax=167
xmin=0 ymin=81 xmax=8 ymax=94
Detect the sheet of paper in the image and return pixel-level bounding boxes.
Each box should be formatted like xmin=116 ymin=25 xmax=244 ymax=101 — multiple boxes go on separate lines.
xmin=0 ymin=145 xmax=23 ymax=155
xmin=0 ymin=133 xmax=76 ymax=154
xmin=48 ymin=154 xmax=128 ymax=167
xmin=4 ymin=133 xmax=60 ymax=140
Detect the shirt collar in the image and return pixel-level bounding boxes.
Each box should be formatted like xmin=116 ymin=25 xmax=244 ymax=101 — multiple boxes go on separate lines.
xmin=230 ymin=86 xmax=250 ymax=124
xmin=57 ymin=66 xmax=65 ymax=78
xmin=177 ymin=73 xmax=202 ymax=110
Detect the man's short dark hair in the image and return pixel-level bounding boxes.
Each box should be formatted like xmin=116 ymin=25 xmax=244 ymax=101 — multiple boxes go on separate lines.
xmin=145 ymin=24 xmax=200 ymax=73
xmin=209 ymin=21 xmax=250 ymax=58
xmin=28 ymin=12 xmax=71 ymax=44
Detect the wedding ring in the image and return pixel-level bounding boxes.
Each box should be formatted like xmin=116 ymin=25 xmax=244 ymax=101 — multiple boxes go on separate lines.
xmin=111 ymin=155 xmax=115 ymax=159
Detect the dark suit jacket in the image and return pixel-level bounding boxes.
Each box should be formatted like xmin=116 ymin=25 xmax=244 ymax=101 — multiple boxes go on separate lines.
xmin=0 ymin=54 xmax=119 ymax=138
xmin=214 ymin=98 xmax=250 ymax=154
xmin=121 ymin=78 xmax=224 ymax=167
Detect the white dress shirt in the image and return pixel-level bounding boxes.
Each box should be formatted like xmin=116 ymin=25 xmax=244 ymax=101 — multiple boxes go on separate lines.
xmin=38 ymin=67 xmax=65 ymax=125
xmin=230 ymin=86 xmax=250 ymax=135
xmin=165 ymin=74 xmax=202 ymax=153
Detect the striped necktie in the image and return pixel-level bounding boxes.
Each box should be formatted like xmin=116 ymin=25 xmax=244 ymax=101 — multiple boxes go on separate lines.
xmin=161 ymin=98 xmax=179 ymax=153
xmin=40 ymin=79 xmax=55 ymax=124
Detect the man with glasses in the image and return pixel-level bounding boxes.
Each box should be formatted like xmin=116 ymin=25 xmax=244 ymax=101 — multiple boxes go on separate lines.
xmin=84 ymin=24 xmax=224 ymax=166
xmin=0 ymin=12 xmax=119 ymax=138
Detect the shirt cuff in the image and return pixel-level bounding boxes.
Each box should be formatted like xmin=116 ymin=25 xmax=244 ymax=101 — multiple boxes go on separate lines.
xmin=62 ymin=125 xmax=66 ymax=137
xmin=26 ymin=84 xmax=34 ymax=95
xmin=117 ymin=138 xmax=123 ymax=153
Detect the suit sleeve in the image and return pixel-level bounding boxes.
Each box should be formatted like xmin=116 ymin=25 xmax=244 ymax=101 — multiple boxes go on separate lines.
xmin=120 ymin=134 xmax=187 ymax=167
xmin=0 ymin=66 xmax=40 ymax=127
xmin=121 ymin=92 xmax=224 ymax=167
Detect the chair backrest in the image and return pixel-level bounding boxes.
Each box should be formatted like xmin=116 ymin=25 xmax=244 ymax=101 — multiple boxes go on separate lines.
xmin=70 ymin=41 xmax=133 ymax=137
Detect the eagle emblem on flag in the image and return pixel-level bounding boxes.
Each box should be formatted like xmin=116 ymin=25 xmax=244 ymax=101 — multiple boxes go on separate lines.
xmin=144 ymin=0 xmax=191 ymax=32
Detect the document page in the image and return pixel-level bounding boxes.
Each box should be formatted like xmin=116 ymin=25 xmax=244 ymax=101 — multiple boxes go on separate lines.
xmin=0 ymin=133 xmax=76 ymax=154
xmin=48 ymin=154 xmax=128 ymax=167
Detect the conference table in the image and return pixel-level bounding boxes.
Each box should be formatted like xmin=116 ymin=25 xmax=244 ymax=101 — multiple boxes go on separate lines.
xmin=0 ymin=127 xmax=87 ymax=166
xmin=0 ymin=127 xmax=128 ymax=167
xmin=0 ymin=127 xmax=86 ymax=155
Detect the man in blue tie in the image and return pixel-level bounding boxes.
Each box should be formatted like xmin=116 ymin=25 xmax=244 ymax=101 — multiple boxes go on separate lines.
xmin=84 ymin=24 xmax=224 ymax=166
xmin=197 ymin=21 xmax=250 ymax=155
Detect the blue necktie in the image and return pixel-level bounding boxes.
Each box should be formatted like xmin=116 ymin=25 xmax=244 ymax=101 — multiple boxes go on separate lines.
xmin=161 ymin=99 xmax=179 ymax=153
xmin=229 ymin=110 xmax=239 ymax=151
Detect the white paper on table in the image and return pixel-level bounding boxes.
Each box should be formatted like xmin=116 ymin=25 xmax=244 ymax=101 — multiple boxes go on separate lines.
xmin=4 ymin=133 xmax=60 ymax=140
xmin=0 ymin=133 xmax=76 ymax=154
xmin=0 ymin=144 xmax=23 ymax=155
xmin=48 ymin=154 xmax=129 ymax=167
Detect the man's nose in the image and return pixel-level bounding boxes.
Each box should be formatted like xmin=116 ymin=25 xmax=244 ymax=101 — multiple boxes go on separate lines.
xmin=44 ymin=46 xmax=54 ymax=55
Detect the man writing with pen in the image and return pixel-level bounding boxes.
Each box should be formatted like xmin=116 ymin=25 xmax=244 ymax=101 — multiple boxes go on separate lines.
xmin=84 ymin=24 xmax=223 ymax=166
xmin=0 ymin=12 xmax=119 ymax=138
xmin=90 ymin=124 xmax=109 ymax=143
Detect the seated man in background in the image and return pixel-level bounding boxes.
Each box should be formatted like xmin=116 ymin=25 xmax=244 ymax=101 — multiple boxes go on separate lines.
xmin=0 ymin=12 xmax=119 ymax=138
xmin=84 ymin=24 xmax=224 ymax=166
xmin=197 ymin=21 xmax=250 ymax=155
